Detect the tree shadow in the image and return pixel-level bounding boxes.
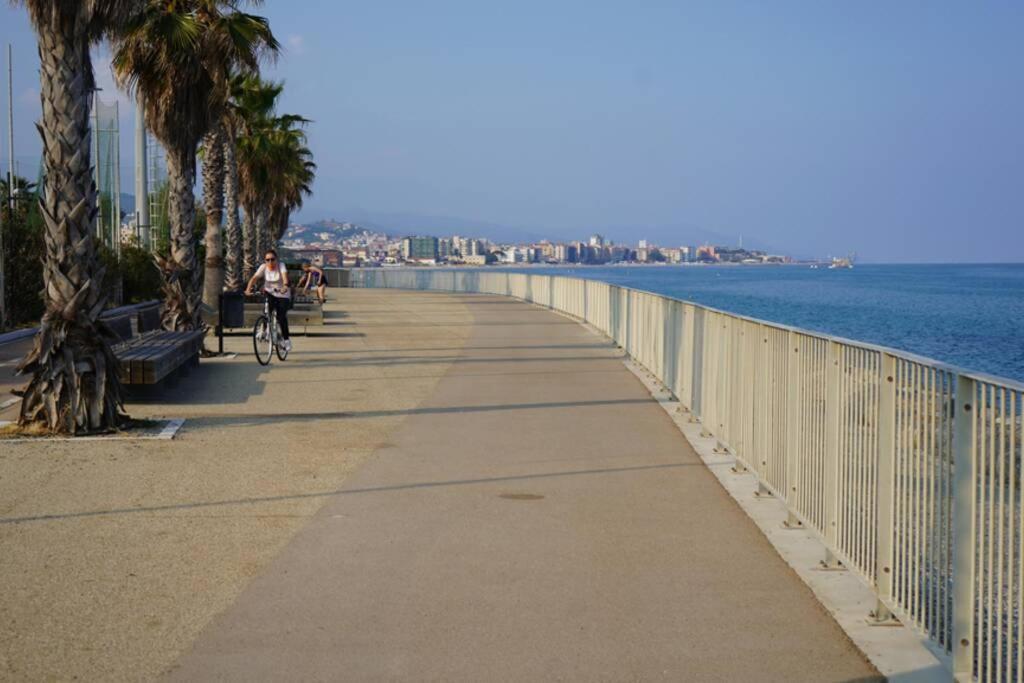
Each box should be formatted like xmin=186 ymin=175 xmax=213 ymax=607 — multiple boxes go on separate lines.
xmin=0 ymin=460 xmax=698 ymax=526
xmin=303 ymin=332 xmax=367 ymax=338
xmin=284 ymin=342 xmax=614 ymax=356
xmin=293 ymin=354 xmax=622 ymax=369
xmin=125 ymin=358 xmax=268 ymax=405
xmin=183 ymin=396 xmax=655 ymax=429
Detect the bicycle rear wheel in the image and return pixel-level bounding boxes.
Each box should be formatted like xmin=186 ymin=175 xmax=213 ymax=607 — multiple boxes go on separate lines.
xmin=253 ymin=315 xmax=273 ymax=365
xmin=275 ymin=321 xmax=289 ymax=361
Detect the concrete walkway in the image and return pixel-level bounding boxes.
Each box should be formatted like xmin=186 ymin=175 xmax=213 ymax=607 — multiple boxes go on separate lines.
xmin=165 ymin=290 xmax=878 ymax=682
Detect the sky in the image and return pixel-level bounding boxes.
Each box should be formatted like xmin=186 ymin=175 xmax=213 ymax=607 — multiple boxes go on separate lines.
xmin=1 ymin=1 xmax=1022 ymax=262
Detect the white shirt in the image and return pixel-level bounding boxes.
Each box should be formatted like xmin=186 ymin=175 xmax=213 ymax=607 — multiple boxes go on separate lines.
xmin=255 ymin=263 xmax=290 ymax=297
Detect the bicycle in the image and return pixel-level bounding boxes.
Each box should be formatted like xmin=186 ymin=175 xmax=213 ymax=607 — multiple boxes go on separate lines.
xmin=252 ymin=294 xmax=290 ymax=365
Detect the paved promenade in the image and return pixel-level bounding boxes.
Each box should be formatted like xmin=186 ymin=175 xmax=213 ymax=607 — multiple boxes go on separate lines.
xmin=0 ymin=290 xmax=878 ymax=681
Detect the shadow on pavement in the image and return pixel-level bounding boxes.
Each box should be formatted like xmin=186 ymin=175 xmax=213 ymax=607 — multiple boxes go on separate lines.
xmin=183 ymin=397 xmax=656 ymax=428
xmin=294 ymin=354 xmax=622 ymax=369
xmin=125 ymin=358 xmax=268 ymax=405
xmin=0 ymin=461 xmax=700 ymax=526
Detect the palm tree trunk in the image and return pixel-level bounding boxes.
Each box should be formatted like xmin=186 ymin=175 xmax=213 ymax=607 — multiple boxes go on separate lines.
xmin=255 ymin=208 xmax=268 ymax=261
xmin=16 ymin=11 xmax=125 ymax=434
xmin=201 ymin=123 xmax=226 ymax=316
xmin=242 ymin=204 xmax=257 ymax=282
xmin=273 ymin=207 xmax=290 ymax=242
xmin=159 ymin=148 xmax=202 ymax=331
xmin=223 ymin=136 xmax=242 ymax=291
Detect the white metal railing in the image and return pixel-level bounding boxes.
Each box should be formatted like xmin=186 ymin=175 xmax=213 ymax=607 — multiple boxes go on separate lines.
xmin=348 ymin=268 xmax=1024 ymax=682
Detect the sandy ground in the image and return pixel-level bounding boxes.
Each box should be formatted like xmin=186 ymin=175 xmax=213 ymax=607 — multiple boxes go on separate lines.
xmin=0 ymin=290 xmax=473 ymax=681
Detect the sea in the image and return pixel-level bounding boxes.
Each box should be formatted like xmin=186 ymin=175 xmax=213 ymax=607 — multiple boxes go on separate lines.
xmin=508 ymin=263 xmax=1024 ymax=384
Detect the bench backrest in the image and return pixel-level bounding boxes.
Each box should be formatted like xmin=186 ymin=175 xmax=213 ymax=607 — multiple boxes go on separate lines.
xmin=137 ymin=304 xmax=162 ymax=333
xmin=106 ymin=315 xmax=134 ymax=343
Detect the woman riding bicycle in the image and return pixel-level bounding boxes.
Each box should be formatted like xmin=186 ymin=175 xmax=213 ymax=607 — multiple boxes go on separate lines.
xmin=245 ymin=249 xmax=292 ymax=352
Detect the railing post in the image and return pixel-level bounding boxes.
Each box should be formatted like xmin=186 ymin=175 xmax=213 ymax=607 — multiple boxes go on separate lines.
xmin=823 ymin=341 xmax=842 ymax=559
xmin=782 ymin=331 xmax=801 ymax=525
xmin=951 ymin=374 xmax=977 ymax=681
xmin=680 ymin=305 xmax=693 ymax=413
xmin=872 ymin=352 xmax=897 ymax=622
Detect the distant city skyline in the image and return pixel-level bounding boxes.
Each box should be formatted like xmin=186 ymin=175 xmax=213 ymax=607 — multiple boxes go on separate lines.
xmin=2 ymin=1 xmax=1023 ymax=263
xmin=280 ymin=218 xmax=799 ymax=268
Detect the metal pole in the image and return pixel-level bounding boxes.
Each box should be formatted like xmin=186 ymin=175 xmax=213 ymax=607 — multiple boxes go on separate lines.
xmin=6 ymin=44 xmax=13 ymax=211
xmin=134 ymin=95 xmax=149 ymax=249
xmin=872 ymin=352 xmax=898 ymax=623
xmin=784 ymin=330 xmax=800 ymax=511
xmin=951 ymin=375 xmax=978 ymax=681
xmin=1 ymin=43 xmax=12 ymax=331
xmin=824 ymin=341 xmax=842 ymax=551
xmin=113 ymin=100 xmax=121 ymax=257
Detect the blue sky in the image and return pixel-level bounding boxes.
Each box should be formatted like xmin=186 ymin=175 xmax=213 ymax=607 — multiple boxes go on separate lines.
xmin=2 ymin=1 xmax=1022 ymax=261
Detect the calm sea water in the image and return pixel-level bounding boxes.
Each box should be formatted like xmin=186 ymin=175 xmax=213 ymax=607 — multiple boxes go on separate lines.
xmin=512 ymin=264 xmax=1024 ymax=383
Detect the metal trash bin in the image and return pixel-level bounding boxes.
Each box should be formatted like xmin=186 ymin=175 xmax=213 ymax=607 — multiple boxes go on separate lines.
xmin=220 ymin=291 xmax=245 ymax=328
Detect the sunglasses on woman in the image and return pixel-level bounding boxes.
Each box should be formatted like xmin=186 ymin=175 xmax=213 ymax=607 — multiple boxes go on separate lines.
xmin=265 ymin=257 xmax=276 ymax=262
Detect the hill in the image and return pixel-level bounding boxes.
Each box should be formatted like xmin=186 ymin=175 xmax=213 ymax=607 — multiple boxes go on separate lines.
xmin=280 ymin=220 xmax=377 ymax=249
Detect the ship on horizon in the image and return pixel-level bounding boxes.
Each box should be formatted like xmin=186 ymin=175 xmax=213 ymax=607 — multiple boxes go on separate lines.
xmin=828 ymin=253 xmax=856 ymax=269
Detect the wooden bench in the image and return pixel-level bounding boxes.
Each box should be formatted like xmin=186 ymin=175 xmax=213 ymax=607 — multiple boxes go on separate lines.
xmin=109 ymin=306 xmax=205 ymax=386
xmin=241 ymin=298 xmax=324 ymax=333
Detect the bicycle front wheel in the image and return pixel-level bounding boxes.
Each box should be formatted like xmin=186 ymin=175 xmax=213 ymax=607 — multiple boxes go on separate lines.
xmin=253 ymin=315 xmax=273 ymax=365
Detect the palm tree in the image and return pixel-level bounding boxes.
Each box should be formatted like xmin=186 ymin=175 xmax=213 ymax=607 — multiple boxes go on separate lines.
xmin=237 ymin=118 xmax=274 ymax=272
xmin=221 ymin=130 xmax=243 ymax=291
xmin=229 ymin=74 xmax=281 ymax=281
xmin=199 ymin=122 xmax=227 ymax=310
xmin=222 ymin=73 xmax=280 ymax=286
xmin=268 ymin=122 xmax=315 ymax=242
xmin=0 ymin=175 xmax=36 ymax=208
xmin=238 ymin=113 xmax=314 ymax=267
xmin=200 ymin=14 xmax=277 ymax=315
xmin=12 ymin=0 xmax=140 ymax=434
xmin=113 ymin=0 xmax=275 ymax=331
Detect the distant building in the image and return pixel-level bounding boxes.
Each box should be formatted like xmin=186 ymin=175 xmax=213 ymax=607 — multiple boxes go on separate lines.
xmin=589 ymin=234 xmax=604 ymax=248
xmin=290 ymin=248 xmax=343 ymax=267
xmin=554 ymin=243 xmax=577 ymax=263
xmin=696 ymin=245 xmax=718 ymax=262
xmin=608 ymin=245 xmax=630 ymax=263
xmin=638 ymin=239 xmax=648 ymax=249
xmin=463 ymin=254 xmax=488 ymax=266
xmin=401 ymin=236 xmax=439 ymax=262
xmin=635 ymin=247 xmax=663 ymax=263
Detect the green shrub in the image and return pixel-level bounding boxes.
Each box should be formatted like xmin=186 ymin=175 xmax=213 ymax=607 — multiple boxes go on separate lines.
xmin=1 ymin=180 xmax=45 ymax=328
